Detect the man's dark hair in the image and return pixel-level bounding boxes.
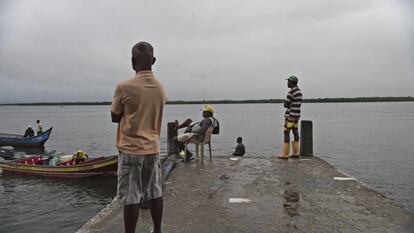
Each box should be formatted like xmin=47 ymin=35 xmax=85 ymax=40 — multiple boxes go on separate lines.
xmin=237 ymin=137 xmax=242 ymax=143
xmin=131 ymin=41 xmax=155 ymax=72
xmin=36 ymin=120 xmax=40 ymax=123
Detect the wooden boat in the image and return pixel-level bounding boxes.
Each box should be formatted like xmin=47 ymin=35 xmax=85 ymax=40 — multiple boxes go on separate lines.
xmin=0 ymin=155 xmax=118 ymax=178
xmin=0 ymin=128 xmax=53 ymax=148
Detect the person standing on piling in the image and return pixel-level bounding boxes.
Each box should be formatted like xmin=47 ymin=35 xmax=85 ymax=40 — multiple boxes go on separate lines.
xmin=278 ymin=76 xmax=303 ymax=159
xmin=111 ymin=41 xmax=166 ymax=233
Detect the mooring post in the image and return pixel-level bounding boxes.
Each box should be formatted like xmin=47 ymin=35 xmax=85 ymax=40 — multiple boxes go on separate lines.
xmin=141 ymin=122 xmax=178 ymax=209
xmin=300 ymin=120 xmax=313 ymax=156
xmin=167 ymin=122 xmax=178 ymax=155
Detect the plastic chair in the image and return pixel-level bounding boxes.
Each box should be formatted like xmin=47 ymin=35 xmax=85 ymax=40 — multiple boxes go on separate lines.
xmin=184 ymin=126 xmax=214 ymax=164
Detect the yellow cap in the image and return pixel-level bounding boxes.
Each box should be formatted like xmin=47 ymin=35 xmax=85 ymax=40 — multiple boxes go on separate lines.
xmin=201 ymin=105 xmax=214 ymax=113
xmin=76 ymin=150 xmax=85 ymax=155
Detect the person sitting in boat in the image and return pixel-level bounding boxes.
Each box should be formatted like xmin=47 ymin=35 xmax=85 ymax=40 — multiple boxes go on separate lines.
xmin=23 ymin=126 xmax=35 ymax=138
xmin=73 ymin=150 xmax=89 ymax=164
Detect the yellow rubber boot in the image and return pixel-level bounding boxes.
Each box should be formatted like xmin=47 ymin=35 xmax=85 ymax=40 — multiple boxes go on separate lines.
xmin=291 ymin=141 xmax=299 ymax=158
xmin=278 ymin=143 xmax=290 ymax=159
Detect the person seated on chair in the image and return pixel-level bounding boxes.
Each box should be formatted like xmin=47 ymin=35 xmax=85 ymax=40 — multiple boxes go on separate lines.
xmin=173 ymin=105 xmax=218 ymax=162
xmin=23 ymin=126 xmax=35 ymax=138
xmin=72 ymin=150 xmax=89 ymax=164
xmin=233 ymin=137 xmax=245 ymax=156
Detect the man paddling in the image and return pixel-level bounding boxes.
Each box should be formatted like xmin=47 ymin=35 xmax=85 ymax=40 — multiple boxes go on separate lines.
xmin=278 ymin=76 xmax=303 ymax=159
xmin=111 ymin=42 xmax=166 ymax=233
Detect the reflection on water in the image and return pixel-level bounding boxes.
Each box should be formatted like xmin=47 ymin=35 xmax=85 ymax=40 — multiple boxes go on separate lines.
xmin=11 ymin=147 xmax=46 ymax=155
xmin=0 ymin=174 xmax=116 ymax=233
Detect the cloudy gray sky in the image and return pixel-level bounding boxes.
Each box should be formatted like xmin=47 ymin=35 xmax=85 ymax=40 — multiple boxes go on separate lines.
xmin=0 ymin=0 xmax=413 ymax=103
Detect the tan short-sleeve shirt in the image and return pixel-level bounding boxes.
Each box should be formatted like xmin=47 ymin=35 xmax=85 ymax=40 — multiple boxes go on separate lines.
xmin=111 ymin=71 xmax=166 ymax=155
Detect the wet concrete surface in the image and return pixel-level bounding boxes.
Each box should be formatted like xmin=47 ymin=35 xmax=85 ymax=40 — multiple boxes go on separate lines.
xmin=77 ymin=156 xmax=414 ymax=233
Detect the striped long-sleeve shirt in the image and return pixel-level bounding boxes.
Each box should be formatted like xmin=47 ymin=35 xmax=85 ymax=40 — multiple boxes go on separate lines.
xmin=284 ymin=86 xmax=303 ymax=120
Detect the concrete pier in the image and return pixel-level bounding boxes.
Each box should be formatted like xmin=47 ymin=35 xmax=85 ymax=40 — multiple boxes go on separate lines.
xmin=76 ymin=155 xmax=414 ymax=233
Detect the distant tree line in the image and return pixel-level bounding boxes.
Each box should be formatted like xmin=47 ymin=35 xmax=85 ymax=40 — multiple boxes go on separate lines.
xmin=1 ymin=96 xmax=413 ymax=106
xmin=304 ymin=96 xmax=414 ymax=103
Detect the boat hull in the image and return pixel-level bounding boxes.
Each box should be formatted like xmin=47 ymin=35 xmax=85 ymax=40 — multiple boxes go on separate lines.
xmin=0 ymin=128 xmax=52 ymax=148
xmin=0 ymin=155 xmax=118 ymax=178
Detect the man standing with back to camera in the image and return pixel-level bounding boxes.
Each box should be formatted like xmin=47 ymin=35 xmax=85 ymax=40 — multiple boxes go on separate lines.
xmin=111 ymin=41 xmax=166 ymax=233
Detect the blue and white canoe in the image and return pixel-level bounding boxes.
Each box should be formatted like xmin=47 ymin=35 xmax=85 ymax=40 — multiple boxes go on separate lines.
xmin=0 ymin=128 xmax=52 ymax=148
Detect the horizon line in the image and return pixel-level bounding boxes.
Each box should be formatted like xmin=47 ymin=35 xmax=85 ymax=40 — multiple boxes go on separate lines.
xmin=0 ymin=96 xmax=413 ymax=106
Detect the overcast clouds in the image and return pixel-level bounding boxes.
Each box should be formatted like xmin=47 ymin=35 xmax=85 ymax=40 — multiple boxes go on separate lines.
xmin=0 ymin=0 xmax=413 ymax=103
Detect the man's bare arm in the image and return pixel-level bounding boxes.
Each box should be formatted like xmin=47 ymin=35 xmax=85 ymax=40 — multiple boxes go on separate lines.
xmin=284 ymin=100 xmax=290 ymax=108
xmin=111 ymin=112 xmax=122 ymax=123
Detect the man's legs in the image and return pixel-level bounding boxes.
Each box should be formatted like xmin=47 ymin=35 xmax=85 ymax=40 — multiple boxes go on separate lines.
xmin=174 ymin=119 xmax=198 ymax=161
xmin=117 ymin=153 xmax=144 ymax=233
xmin=278 ymin=119 xmax=291 ymax=159
xmin=292 ymin=128 xmax=299 ymax=142
xmin=150 ymin=197 xmax=163 ymax=233
xmin=173 ymin=133 xmax=196 ymax=161
xmin=173 ymin=138 xmax=185 ymax=152
xmin=284 ymin=130 xmax=291 ymax=143
xmin=175 ymin=118 xmax=193 ymax=129
xmin=123 ymin=204 xmax=140 ymax=233
xmin=291 ymin=125 xmax=300 ymax=157
xmin=142 ymin=155 xmax=163 ymax=232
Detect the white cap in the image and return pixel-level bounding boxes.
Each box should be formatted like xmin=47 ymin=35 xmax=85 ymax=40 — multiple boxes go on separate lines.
xmin=28 ymin=125 xmax=32 ymax=128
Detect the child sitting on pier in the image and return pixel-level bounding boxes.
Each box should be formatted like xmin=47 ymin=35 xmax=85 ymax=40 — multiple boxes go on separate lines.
xmin=233 ymin=137 xmax=245 ymax=156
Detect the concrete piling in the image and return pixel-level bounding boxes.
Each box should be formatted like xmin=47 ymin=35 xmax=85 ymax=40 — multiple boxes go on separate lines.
xmin=300 ymin=120 xmax=313 ymax=156
xmin=167 ymin=122 xmax=178 ymax=156
xmin=142 ymin=122 xmax=178 ymax=209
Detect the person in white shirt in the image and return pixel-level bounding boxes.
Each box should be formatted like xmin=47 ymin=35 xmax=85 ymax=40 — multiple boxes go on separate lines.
xmin=36 ymin=120 xmax=43 ymax=135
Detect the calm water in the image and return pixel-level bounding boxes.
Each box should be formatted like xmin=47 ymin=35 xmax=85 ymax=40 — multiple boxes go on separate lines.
xmin=0 ymin=102 xmax=413 ymax=233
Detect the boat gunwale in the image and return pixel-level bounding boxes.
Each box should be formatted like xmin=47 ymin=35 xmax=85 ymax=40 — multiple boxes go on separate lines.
xmin=0 ymin=128 xmax=53 ymax=147
xmin=1 ymin=155 xmax=118 ymax=172
xmin=0 ymin=127 xmax=52 ymax=139
xmin=0 ymin=168 xmax=116 ymax=178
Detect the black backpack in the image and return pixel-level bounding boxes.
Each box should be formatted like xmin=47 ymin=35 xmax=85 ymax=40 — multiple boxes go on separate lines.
xmin=211 ymin=118 xmax=220 ymax=134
